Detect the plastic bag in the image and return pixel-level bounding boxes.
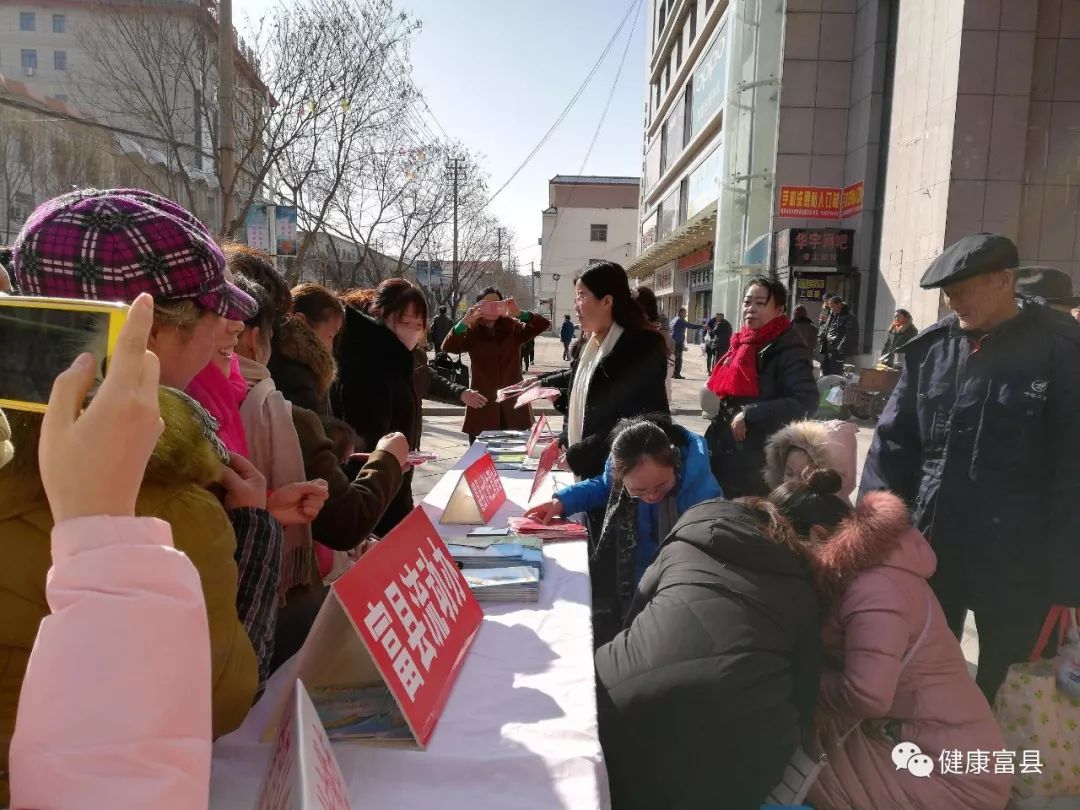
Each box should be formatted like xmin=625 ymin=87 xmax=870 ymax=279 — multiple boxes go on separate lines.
xmin=826 ymin=385 xmax=845 ymax=407
xmin=1055 ymin=612 xmax=1080 ymax=700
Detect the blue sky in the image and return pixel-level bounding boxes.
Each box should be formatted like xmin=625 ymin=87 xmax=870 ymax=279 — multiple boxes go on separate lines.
xmin=234 ymin=0 xmax=646 ymax=266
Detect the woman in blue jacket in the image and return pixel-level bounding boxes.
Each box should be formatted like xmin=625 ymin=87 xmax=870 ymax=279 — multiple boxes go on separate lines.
xmin=526 ymin=414 xmax=722 ymax=645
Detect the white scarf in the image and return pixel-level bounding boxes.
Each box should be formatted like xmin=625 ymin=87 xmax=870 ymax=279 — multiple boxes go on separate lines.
xmin=568 ymin=323 xmax=624 ymax=447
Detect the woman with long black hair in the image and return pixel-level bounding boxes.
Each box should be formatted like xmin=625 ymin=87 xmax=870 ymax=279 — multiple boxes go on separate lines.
xmin=333 ymin=278 xmax=430 ymax=535
xmin=539 ymin=261 xmax=670 ymax=480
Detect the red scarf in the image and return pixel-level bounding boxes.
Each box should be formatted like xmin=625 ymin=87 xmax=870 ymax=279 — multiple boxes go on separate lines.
xmin=706 ymin=315 xmax=791 ymax=399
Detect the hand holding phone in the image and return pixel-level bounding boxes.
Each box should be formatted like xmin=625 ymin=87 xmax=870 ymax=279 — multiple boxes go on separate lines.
xmin=38 ymin=293 xmax=160 ymax=523
xmin=478 ymin=300 xmax=508 ymax=320
xmin=0 ymin=296 xmax=130 ymax=413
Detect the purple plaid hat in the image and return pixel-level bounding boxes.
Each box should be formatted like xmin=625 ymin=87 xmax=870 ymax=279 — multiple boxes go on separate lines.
xmin=12 ymin=188 xmax=256 ymax=321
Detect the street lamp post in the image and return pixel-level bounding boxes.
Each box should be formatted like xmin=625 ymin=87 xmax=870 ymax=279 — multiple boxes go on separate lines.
xmin=551 ymin=273 xmax=561 ymax=334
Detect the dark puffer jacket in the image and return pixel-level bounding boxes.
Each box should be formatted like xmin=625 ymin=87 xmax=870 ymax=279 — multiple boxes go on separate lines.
xmin=333 ymin=306 xmax=421 ymax=536
xmin=595 ymin=499 xmax=821 ymax=810
xmin=704 ymin=326 xmax=818 ymax=497
xmin=541 ymin=327 xmax=669 ymax=479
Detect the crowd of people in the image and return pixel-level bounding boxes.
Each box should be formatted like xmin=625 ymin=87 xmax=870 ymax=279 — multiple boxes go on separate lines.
xmin=1 ymin=186 xmax=1078 ymax=810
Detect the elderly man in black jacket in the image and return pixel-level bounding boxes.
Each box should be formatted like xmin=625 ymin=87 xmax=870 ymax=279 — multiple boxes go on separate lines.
xmin=861 ymin=233 xmax=1080 ymax=702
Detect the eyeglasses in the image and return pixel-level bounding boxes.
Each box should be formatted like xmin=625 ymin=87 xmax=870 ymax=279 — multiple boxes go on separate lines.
xmin=625 ymin=475 xmax=676 ymax=500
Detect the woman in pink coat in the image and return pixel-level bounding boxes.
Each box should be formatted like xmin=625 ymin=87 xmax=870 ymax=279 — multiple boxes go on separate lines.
xmin=8 ymin=293 xmax=213 ymax=808
xmin=768 ymin=469 xmax=1011 ymax=810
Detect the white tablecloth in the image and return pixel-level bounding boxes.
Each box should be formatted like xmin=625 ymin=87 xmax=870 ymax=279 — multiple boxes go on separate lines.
xmin=209 ymin=442 xmax=609 ymax=809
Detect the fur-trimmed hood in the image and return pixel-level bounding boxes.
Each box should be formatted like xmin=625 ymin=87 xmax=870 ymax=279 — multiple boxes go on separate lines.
xmin=273 ymin=315 xmax=337 ymax=395
xmin=764 ymin=419 xmax=858 ymax=501
xmin=0 ymin=388 xmax=223 ymax=524
xmin=810 ymin=490 xmax=936 ymax=597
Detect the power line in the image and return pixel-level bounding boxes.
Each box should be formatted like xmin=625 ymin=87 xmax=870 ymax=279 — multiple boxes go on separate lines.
xmin=547 ymin=0 xmax=642 ymax=245
xmin=483 ymin=0 xmax=639 ymax=209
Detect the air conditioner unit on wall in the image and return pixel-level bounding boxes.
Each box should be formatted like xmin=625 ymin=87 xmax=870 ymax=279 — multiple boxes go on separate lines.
xmin=23 ymin=67 xmax=34 ymax=77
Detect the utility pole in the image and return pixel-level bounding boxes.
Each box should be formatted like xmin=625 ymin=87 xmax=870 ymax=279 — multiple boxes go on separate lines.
xmin=495 ymin=226 xmax=506 ymax=286
xmin=218 ymin=0 xmax=236 ymax=236
xmin=446 ymin=157 xmax=465 ymax=296
xmin=530 ymin=260 xmax=536 ymax=311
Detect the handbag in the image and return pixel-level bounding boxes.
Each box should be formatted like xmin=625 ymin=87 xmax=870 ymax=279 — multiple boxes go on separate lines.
xmin=765 ymin=587 xmax=934 ymax=806
xmin=430 ymin=351 xmax=469 ymax=389
xmin=994 ymin=606 xmax=1080 ymax=801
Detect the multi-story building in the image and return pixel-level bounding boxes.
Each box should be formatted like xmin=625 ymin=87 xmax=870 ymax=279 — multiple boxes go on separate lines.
xmin=633 ymin=0 xmax=1080 ymax=362
xmin=539 ymin=174 xmax=639 ymax=331
xmin=0 ymin=0 xmax=266 ymax=233
xmin=628 ymin=0 xmax=728 ymax=331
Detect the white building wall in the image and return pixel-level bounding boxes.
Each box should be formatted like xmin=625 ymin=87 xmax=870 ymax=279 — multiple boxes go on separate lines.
xmin=539 ymin=205 xmax=638 ymax=331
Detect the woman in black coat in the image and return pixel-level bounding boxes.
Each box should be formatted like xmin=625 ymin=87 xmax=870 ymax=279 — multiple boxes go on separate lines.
xmin=332 ymin=279 xmax=429 ymax=536
xmin=539 ymin=261 xmax=669 ymax=480
xmin=702 ymin=277 xmax=818 ymax=498
xmin=595 ymin=498 xmax=821 ymax=810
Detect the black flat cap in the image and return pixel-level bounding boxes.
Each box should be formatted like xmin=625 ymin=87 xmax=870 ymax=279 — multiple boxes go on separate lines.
xmin=1016 ymin=266 xmax=1080 ymax=304
xmin=920 ymin=233 xmax=1019 ymax=289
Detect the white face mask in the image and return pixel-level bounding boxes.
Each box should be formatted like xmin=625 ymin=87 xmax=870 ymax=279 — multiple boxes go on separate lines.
xmin=393 ymin=323 xmax=423 ymax=350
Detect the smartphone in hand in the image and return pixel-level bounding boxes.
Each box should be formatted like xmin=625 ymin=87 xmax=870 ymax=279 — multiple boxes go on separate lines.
xmin=0 ymin=296 xmax=129 ymax=413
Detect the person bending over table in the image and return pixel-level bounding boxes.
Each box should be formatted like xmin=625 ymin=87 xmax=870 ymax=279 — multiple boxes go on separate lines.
xmin=594 ymin=496 xmax=821 ymax=810
xmin=525 ymin=414 xmax=721 ymax=647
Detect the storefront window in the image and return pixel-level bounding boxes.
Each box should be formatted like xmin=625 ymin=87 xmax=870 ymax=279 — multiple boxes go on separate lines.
xmin=644 ymin=137 xmax=662 ymax=192
xmin=658 ymin=186 xmax=682 ymax=239
xmin=712 ymin=0 xmax=785 ymax=317
xmin=686 ymin=141 xmax=723 ymax=220
xmin=641 ymin=209 xmax=659 ymax=251
xmin=664 ymin=94 xmax=685 ymax=173
xmin=690 ymin=20 xmax=729 ymax=136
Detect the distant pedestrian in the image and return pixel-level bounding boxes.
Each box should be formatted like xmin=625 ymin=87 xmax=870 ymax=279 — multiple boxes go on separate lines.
xmin=861 ymin=233 xmax=1080 ymax=702
xmin=429 ymin=305 xmax=454 ymax=352
xmin=708 ymin=312 xmax=732 ymax=370
xmin=634 ymin=287 xmax=675 ymax=402
xmin=1015 ymin=266 xmax=1080 ymax=318
xmin=669 ymin=307 xmax=703 ymax=379
xmin=789 ymin=305 xmax=818 ymax=352
xmin=880 ymin=308 xmax=918 ymax=368
xmin=521 ymin=337 xmax=535 ymax=371
xmin=821 ymin=295 xmax=859 ymax=375
xmin=443 ymin=287 xmax=550 ymax=443
xmin=560 ymin=314 xmax=576 ymax=360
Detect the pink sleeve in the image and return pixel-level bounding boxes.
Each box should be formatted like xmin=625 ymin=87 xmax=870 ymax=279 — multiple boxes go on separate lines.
xmin=9 ymin=517 xmax=212 ymax=809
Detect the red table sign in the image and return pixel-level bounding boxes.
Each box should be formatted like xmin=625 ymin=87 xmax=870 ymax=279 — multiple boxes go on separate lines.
xmin=442 ymin=451 xmax=507 ymax=524
xmin=265 ymin=508 xmax=483 ymax=749
xmin=256 ymin=679 xmax=352 ymax=809
xmin=530 ymin=438 xmax=563 ymax=500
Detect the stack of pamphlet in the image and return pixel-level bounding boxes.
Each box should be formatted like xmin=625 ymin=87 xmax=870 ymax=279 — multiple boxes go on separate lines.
xmin=476 ymin=430 xmax=531 ymax=470
xmin=446 ymin=526 xmax=542 ymax=602
xmin=507 ymin=515 xmax=588 ymax=542
xmin=462 ymin=566 xmax=540 ymax=602
xmin=309 ymin=685 xmax=413 ymax=743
